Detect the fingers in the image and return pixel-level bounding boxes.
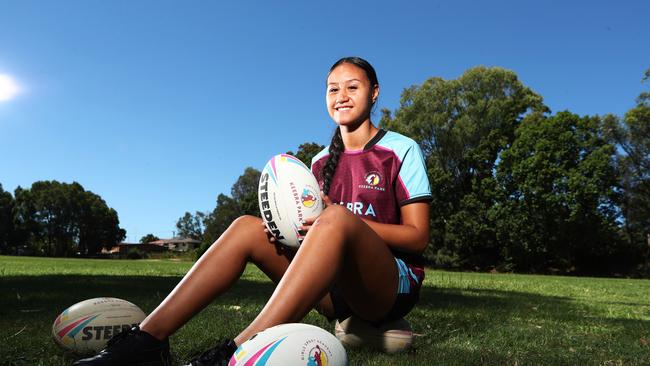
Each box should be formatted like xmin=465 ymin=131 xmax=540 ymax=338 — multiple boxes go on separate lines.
xmin=299 ymin=217 xmax=316 ymax=237
xmin=261 ymin=222 xmax=276 ymax=242
xmin=302 ymin=217 xmax=317 ymax=225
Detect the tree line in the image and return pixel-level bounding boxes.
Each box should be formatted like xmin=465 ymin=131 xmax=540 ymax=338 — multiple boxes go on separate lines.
xmin=1 ymin=66 xmax=647 ymax=275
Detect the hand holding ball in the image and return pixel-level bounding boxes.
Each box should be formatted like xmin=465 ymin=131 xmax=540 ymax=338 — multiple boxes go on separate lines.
xmin=258 ymin=154 xmax=323 ymax=247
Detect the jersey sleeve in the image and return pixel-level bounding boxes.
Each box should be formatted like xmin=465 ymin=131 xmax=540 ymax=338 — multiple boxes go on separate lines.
xmin=395 ymin=141 xmax=432 ymax=206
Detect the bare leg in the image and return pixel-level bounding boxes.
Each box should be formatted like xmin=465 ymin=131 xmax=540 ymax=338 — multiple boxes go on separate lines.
xmin=234 ymin=205 xmax=398 ymax=344
xmin=139 ymin=215 xmax=292 ymax=340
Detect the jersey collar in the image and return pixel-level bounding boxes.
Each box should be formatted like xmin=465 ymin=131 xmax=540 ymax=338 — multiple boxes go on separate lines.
xmin=363 ymin=129 xmax=387 ymax=151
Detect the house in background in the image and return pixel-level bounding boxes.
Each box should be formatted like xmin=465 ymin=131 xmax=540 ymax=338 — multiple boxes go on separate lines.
xmin=101 ymin=242 xmax=168 ymax=257
xmin=149 ymin=237 xmax=201 ymax=252
xmin=101 ymin=237 xmax=200 ymax=258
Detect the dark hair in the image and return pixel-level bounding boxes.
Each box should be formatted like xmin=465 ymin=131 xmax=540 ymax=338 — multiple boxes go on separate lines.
xmin=321 ymin=57 xmax=379 ymax=196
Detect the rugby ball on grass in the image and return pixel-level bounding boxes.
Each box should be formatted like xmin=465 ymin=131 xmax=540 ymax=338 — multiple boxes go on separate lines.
xmin=334 ymin=316 xmax=413 ymax=353
xmin=52 ymin=297 xmax=146 ymax=355
xmin=258 ymin=154 xmax=323 ymax=248
xmin=229 ymin=323 xmax=347 ymax=366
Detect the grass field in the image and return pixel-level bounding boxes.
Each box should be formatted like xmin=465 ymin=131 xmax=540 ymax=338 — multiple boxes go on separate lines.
xmin=1 ymin=255 xmax=649 ymax=365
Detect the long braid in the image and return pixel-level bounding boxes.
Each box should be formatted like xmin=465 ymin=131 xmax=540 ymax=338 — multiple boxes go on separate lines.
xmin=322 ymin=127 xmax=344 ymax=196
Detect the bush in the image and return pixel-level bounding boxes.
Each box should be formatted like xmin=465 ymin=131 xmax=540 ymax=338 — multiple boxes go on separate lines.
xmin=195 ymin=242 xmax=211 ymax=260
xmin=126 ymin=248 xmax=147 ymax=260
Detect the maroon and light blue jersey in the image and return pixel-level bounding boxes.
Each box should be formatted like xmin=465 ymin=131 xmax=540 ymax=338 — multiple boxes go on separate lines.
xmin=311 ymin=129 xmax=432 ymax=267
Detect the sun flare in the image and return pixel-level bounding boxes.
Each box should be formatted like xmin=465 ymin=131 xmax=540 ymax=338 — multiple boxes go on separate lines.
xmin=0 ymin=74 xmax=20 ymax=102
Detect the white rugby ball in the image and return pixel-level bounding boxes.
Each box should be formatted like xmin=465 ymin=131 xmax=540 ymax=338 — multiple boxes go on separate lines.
xmin=258 ymin=154 xmax=323 ymax=247
xmin=229 ymin=323 xmax=347 ymax=366
xmin=52 ymin=297 xmax=147 ymax=355
xmin=334 ymin=316 xmax=413 ymax=354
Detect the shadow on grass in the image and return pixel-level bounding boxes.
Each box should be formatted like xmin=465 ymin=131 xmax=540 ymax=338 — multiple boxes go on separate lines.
xmin=1 ymin=274 xmax=276 ymax=315
xmin=1 ymin=275 xmax=648 ymax=365
xmin=0 ymin=275 xmax=278 ymax=366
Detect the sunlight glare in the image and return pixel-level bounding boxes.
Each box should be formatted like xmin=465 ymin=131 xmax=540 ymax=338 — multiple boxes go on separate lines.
xmin=0 ymin=74 xmax=20 ymax=102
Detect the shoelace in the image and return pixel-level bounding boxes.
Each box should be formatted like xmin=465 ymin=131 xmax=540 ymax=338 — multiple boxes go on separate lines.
xmin=106 ymin=326 xmax=138 ymax=347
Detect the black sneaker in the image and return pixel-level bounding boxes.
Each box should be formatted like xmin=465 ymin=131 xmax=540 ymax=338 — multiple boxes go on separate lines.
xmin=72 ymin=326 xmax=171 ymax=366
xmin=184 ymin=339 xmax=237 ymax=366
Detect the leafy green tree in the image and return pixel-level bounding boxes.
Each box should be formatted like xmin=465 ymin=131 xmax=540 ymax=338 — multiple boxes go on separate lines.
xmin=140 ymin=233 xmax=160 ymax=244
xmin=12 ymin=181 xmax=125 ymax=256
xmin=231 ymin=167 xmax=261 ymax=217
xmin=381 ymin=66 xmax=547 ymax=268
xmin=287 ymin=142 xmax=325 ymax=167
xmin=77 ymin=190 xmax=126 ymax=255
xmin=604 ymin=70 xmax=650 ymax=263
xmin=176 ymin=211 xmax=205 ymax=240
xmin=496 ymin=112 xmax=623 ymax=273
xmin=0 ymin=184 xmax=15 ymax=254
xmin=199 ymin=167 xmax=264 ymax=256
xmin=200 ymin=194 xmax=241 ymax=256
xmin=13 ymin=181 xmax=75 ymax=256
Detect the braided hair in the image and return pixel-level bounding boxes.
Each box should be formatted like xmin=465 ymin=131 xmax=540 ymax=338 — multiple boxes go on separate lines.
xmin=321 ymin=57 xmax=379 ymax=196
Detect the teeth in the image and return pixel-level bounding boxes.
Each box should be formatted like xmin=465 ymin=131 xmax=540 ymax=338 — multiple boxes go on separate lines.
xmin=337 ymin=107 xmax=351 ymax=111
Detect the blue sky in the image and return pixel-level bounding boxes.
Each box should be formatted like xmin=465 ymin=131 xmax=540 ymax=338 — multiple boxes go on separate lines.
xmin=0 ymin=1 xmax=648 ymax=242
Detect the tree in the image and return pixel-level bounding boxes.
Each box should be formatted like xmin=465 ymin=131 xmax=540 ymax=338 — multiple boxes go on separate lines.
xmin=231 ymin=167 xmax=261 ymax=217
xmin=140 ymin=234 xmax=160 ymax=244
xmin=77 ymin=190 xmax=126 ymax=255
xmin=496 ymin=112 xmax=624 ymax=274
xmin=176 ymin=211 xmax=205 ymax=241
xmin=0 ymin=184 xmax=15 ymax=254
xmin=198 ymin=166 xmax=268 ymax=256
xmin=12 ymin=181 xmax=125 ymax=256
xmin=286 ymin=142 xmax=325 ymax=167
xmin=604 ymin=69 xmax=650 ymax=264
xmin=200 ymin=194 xmax=241 ymax=256
xmin=380 ymin=66 xmax=547 ymax=268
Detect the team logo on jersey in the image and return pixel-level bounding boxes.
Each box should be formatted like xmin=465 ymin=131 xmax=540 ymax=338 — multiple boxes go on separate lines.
xmin=360 ymin=171 xmax=385 ymax=192
xmin=365 ymin=171 xmax=381 ymax=186
xmin=301 ymin=187 xmax=318 ymax=208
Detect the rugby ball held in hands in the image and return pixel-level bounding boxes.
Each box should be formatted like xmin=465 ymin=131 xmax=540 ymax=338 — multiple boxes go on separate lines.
xmin=258 ymin=154 xmax=323 ymax=248
xmin=52 ymin=297 xmax=146 ymax=355
xmin=229 ymin=323 xmax=348 ymax=366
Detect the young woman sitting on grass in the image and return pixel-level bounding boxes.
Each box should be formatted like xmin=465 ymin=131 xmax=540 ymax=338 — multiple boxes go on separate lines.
xmin=73 ymin=56 xmax=432 ymax=366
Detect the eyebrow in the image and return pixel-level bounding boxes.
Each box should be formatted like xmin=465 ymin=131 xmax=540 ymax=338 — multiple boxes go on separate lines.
xmin=327 ymin=78 xmax=362 ymax=85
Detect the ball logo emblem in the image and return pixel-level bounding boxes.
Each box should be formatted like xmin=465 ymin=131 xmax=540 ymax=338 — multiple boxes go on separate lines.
xmin=301 ymin=187 xmax=317 ymax=208
xmin=307 ymin=344 xmax=328 ymax=366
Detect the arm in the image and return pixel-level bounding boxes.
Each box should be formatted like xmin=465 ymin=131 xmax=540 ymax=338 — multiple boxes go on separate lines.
xmin=286 ymin=202 xmax=430 ymax=254
xmin=360 ymin=202 xmax=430 ymax=254
xmin=312 ymin=194 xmax=430 ymax=254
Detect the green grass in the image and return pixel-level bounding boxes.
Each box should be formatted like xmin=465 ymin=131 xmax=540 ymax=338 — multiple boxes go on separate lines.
xmin=1 ymin=255 xmax=649 ymax=365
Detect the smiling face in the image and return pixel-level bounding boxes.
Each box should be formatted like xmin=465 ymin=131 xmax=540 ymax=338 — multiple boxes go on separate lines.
xmin=326 ymin=63 xmax=379 ymax=128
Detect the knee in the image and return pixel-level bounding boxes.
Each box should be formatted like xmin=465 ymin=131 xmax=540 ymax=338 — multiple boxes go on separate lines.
xmin=313 ymin=205 xmax=354 ymax=231
xmin=230 ymin=215 xmax=262 ymax=230
xmin=209 ymin=215 xmax=263 ymax=247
